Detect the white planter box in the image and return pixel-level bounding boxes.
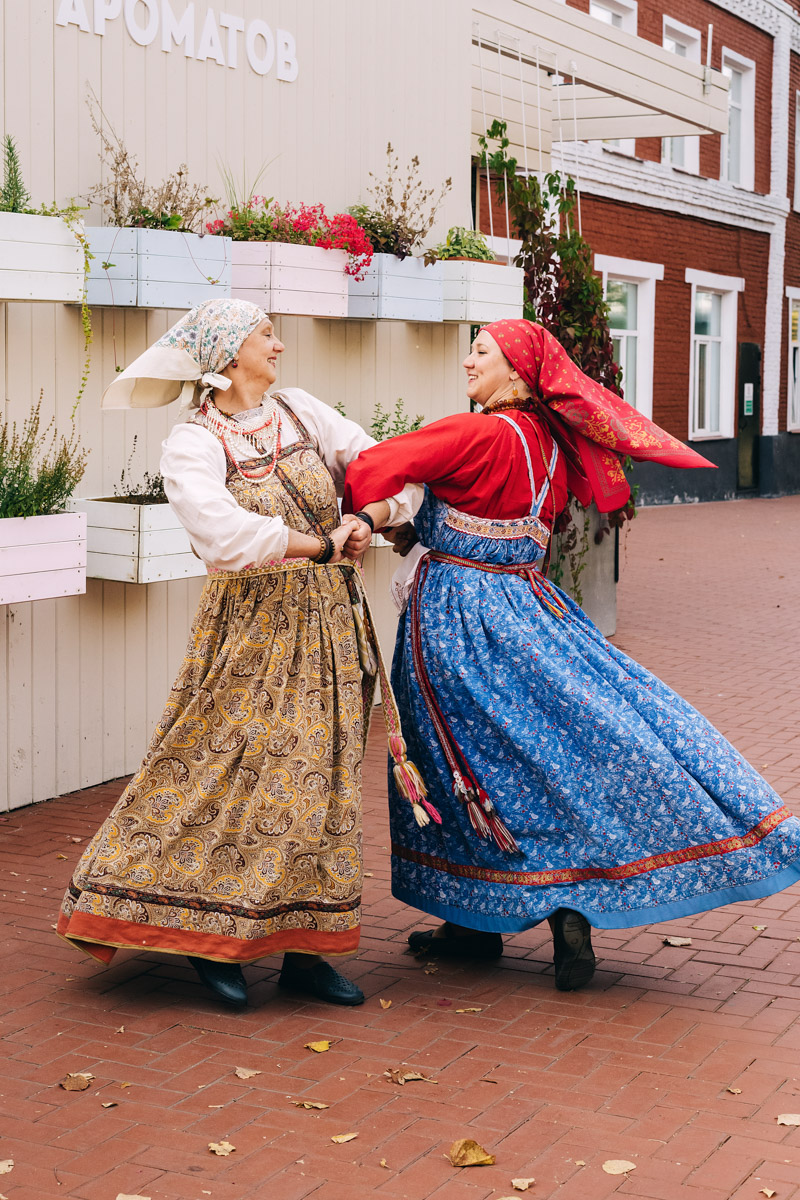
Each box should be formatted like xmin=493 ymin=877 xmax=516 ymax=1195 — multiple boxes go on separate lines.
xmin=0 ymin=512 xmax=86 ymax=604
xmin=231 ymin=242 xmax=349 ymax=317
xmin=441 ymin=260 xmax=525 ymax=323
xmin=73 ymin=498 xmax=206 ymax=584
xmin=85 ymin=228 xmax=232 ymax=308
xmin=348 ymin=254 xmax=443 ymax=321
xmin=0 ymin=212 xmax=84 ymax=303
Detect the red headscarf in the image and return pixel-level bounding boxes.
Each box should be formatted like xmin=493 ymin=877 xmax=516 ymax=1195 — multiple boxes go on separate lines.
xmin=483 ymin=320 xmax=714 ymax=512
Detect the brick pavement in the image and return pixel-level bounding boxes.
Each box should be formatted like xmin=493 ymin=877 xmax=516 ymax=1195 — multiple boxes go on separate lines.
xmin=1 ymin=495 xmax=799 ymax=1200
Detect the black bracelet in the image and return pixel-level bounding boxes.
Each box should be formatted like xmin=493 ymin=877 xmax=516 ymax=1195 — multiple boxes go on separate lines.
xmin=315 ymin=533 xmax=334 ymax=564
xmin=354 ymin=510 xmax=375 ymax=532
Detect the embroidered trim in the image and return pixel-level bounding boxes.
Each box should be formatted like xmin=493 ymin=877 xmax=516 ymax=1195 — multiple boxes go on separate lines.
xmin=206 ymin=560 xmax=355 ymax=581
xmin=443 ymin=505 xmax=550 ymax=549
xmin=392 ymin=806 xmax=794 ymax=886
xmin=68 ymin=880 xmax=360 ymax=921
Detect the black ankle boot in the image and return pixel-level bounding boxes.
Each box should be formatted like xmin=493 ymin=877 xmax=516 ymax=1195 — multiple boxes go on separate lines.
xmin=551 ymin=909 xmax=596 ymax=991
xmin=188 ymin=956 xmax=248 ymax=1006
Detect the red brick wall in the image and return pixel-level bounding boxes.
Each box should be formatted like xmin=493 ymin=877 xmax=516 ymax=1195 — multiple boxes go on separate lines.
xmin=566 ymin=0 xmax=773 ymax=193
xmin=480 ymin=184 xmax=770 ymax=439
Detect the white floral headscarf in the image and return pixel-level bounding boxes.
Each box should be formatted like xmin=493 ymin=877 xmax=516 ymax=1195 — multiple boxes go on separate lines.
xmin=102 ymin=299 xmax=268 ymax=410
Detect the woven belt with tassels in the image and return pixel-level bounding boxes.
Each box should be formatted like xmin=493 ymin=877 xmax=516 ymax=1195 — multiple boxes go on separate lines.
xmin=206 ymin=555 xmax=441 ymax=832
xmin=407 ymin=551 xmax=571 ymax=855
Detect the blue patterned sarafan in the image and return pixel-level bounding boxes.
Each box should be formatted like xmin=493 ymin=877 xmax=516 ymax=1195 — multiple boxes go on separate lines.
xmin=388 ymin=477 xmax=800 ymax=932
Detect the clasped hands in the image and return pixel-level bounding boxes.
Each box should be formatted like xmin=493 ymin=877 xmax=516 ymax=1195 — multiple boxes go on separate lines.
xmin=338 ymin=516 xmax=419 ymax=560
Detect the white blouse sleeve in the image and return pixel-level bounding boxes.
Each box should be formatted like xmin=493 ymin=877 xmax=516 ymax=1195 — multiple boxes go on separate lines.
xmin=279 ymin=388 xmax=423 ymax=525
xmin=160 ymin=423 xmax=289 ymax=570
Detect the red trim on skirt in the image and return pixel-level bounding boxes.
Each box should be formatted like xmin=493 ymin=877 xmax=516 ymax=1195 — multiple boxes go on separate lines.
xmin=56 ymin=911 xmax=360 ymax=964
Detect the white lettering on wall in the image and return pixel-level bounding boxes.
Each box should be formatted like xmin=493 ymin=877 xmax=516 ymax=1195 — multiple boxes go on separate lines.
xmin=219 ymin=12 xmax=244 ymax=70
xmin=276 ymin=29 xmax=298 ymax=82
xmin=56 ymin=0 xmax=91 ymax=32
xmin=161 ymin=0 xmax=195 ymax=56
xmin=124 ymin=0 xmax=159 ymax=46
xmin=245 ymin=19 xmax=275 ymax=77
xmin=94 ymin=0 xmax=122 ymax=36
xmin=55 ymin=0 xmax=298 ymax=79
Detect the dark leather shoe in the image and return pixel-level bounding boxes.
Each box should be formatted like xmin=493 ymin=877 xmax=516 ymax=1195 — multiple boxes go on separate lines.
xmin=552 ymin=909 xmax=596 ymax=991
xmin=188 ymin=956 xmax=248 ymax=1006
xmin=408 ymin=922 xmax=503 ymax=960
xmin=278 ymin=958 xmax=365 ymax=1006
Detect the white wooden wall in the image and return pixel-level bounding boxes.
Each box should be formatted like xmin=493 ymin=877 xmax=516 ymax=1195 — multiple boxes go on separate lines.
xmin=0 ymin=0 xmax=472 ymax=810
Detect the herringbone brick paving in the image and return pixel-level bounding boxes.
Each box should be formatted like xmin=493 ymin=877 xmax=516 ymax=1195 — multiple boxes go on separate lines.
xmin=1 ymin=495 xmax=799 ymax=1199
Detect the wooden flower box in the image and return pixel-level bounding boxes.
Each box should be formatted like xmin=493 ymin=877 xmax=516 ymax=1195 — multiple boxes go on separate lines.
xmin=441 ymin=260 xmax=525 ymax=323
xmin=348 ymin=254 xmax=443 ymax=321
xmin=73 ymin=499 xmax=206 ymax=585
xmin=230 ymin=242 xmax=349 ymax=317
xmin=84 ymin=228 xmax=232 ymax=308
xmin=0 ymin=212 xmax=84 ymax=303
xmin=0 ymin=512 xmax=86 ymax=605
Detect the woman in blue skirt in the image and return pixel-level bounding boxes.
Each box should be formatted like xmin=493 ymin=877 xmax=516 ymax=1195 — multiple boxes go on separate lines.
xmin=343 ymin=319 xmax=800 ymax=990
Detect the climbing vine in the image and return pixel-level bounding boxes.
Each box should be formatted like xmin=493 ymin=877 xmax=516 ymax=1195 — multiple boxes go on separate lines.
xmin=478 ymin=121 xmax=638 ymax=600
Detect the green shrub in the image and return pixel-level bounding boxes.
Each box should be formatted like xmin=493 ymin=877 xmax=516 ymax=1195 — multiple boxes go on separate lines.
xmin=0 ymin=396 xmax=88 ymax=519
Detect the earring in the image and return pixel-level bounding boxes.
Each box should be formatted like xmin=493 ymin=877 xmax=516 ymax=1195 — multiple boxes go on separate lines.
xmin=512 ymin=384 xmax=519 ymax=398
xmin=231 ymin=359 xmax=238 ymax=368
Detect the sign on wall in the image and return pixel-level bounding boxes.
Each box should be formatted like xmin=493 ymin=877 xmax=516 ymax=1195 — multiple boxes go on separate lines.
xmin=55 ymin=0 xmax=299 ymax=79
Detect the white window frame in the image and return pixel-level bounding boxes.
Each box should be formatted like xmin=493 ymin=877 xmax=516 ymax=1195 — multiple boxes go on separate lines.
xmin=720 ymin=48 xmax=756 ymax=191
xmin=589 ymin=0 xmax=637 ymax=156
xmin=685 ymin=268 xmax=744 ymax=441
xmin=661 ymin=17 xmax=701 ymax=174
xmin=595 ymin=255 xmax=663 ymax=421
xmin=786 ymin=286 xmax=800 ymax=432
xmin=794 ymin=92 xmax=800 ymax=212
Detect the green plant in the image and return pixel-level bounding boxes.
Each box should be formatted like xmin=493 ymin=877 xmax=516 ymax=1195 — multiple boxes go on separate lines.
xmin=113 ymin=435 xmax=167 ymax=504
xmin=0 ymin=134 xmax=31 ymax=213
xmin=87 ymin=93 xmax=216 ymax=232
xmin=349 ymin=143 xmax=452 ymax=259
xmin=333 ymin=398 xmax=424 ymax=440
xmin=0 ymin=394 xmax=89 ymax=519
xmin=424 ymin=225 xmax=496 ymax=266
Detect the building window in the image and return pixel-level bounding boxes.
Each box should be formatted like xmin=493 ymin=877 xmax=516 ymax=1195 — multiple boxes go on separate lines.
xmin=686 ymin=268 xmax=744 ymax=440
xmin=787 ymin=290 xmax=800 ymax=431
xmin=596 ymin=255 xmax=664 ymax=420
xmin=589 ymin=0 xmax=637 ymax=156
xmin=794 ymin=93 xmax=800 ymax=212
xmin=661 ymin=18 xmax=701 ymax=173
xmin=721 ymin=49 xmax=755 ymax=190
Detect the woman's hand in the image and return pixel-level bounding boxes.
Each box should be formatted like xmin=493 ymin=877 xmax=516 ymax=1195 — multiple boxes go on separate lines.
xmin=330 ymin=519 xmax=360 ymax=563
xmin=388 ymin=522 xmax=419 ymax=557
xmin=341 ymin=515 xmax=373 ymax=558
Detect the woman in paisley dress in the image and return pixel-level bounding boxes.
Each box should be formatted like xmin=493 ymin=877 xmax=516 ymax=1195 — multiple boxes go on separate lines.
xmin=57 ymin=299 xmax=417 ymax=1007
xmin=342 ymin=319 xmax=800 ymax=991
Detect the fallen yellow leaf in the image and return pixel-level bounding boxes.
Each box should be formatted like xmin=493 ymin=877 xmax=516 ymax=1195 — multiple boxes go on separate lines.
xmin=115 ymin=1194 xmax=151 ymax=1200
xmin=759 ymin=1190 xmax=777 ymax=1198
xmin=331 ymin=1132 xmax=358 ymax=1144
xmin=379 ymin=999 xmax=392 ymax=1010
xmin=777 ymin=1114 xmax=800 ymax=1126
xmin=512 ymin=1179 xmax=536 ymax=1191
xmin=727 ymin=1087 xmax=742 ymax=1095
xmin=101 ymin=1101 xmax=118 ymax=1109
xmin=56 ymin=854 xmax=67 ymax=860
xmin=208 ymin=1141 xmax=236 ymax=1156
xmin=424 ymin=965 xmax=438 ymax=975
xmin=602 ymin=1160 xmax=636 ymax=1175
xmin=663 ymin=936 xmax=692 ymax=947
xmin=60 ymin=1072 xmax=94 ymax=1092
xmin=448 ymin=1138 xmax=495 ymax=1167
xmin=456 ymin=1007 xmax=483 ymax=1013
xmin=234 ymin=1066 xmax=261 ymax=1079
xmin=118 ymin=1081 xmax=132 ymax=1089
xmin=379 ymin=1159 xmax=389 ymax=1169
xmin=753 ymin=925 xmax=766 ymax=931
xmin=305 ymin=1040 xmax=331 ymax=1053
xmin=575 ymin=1160 xmax=586 ymax=1166
xmin=0 ymin=1163 xmax=11 ymax=1176
xmin=384 ymin=1068 xmax=438 ymax=1086
xmin=291 ymin=1099 xmax=329 ymax=1110
xmin=115 ymin=1026 xmax=125 ymax=1034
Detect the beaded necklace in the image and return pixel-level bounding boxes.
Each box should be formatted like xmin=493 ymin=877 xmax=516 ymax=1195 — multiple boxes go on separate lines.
xmin=199 ymin=393 xmax=283 ymax=480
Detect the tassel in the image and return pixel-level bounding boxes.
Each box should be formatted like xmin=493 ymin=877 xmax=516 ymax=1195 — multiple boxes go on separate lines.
xmin=487 ymin=812 xmax=521 ymax=854
xmin=391 ymin=736 xmax=441 ymax=827
xmin=466 ymin=796 xmax=492 ymax=841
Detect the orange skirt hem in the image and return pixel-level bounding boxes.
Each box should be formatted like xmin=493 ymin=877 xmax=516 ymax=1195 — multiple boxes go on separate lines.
xmin=56 ymin=911 xmax=360 ymax=965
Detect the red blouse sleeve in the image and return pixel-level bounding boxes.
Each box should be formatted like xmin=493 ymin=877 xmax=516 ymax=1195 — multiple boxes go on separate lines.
xmin=343 ymin=411 xmax=568 ymax=526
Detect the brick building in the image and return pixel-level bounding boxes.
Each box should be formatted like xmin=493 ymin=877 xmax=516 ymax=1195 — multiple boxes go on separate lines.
xmin=482 ymin=0 xmax=800 ymax=503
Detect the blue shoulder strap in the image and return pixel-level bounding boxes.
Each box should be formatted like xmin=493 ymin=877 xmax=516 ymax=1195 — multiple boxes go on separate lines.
xmin=493 ymin=413 xmax=557 ymax=517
